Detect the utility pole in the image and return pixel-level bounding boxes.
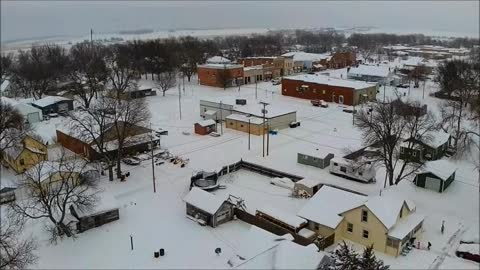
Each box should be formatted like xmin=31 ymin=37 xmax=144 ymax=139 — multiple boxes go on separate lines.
xmin=90 ymin=28 xmax=93 ymax=45
xmin=150 ymin=123 xmax=156 ymax=193
xmin=178 ymin=74 xmax=182 ymax=120
xmin=219 ymin=101 xmax=223 ymax=135
xmin=182 ymin=74 xmax=185 ymax=94
xmin=248 ymin=119 xmax=251 ymax=150
xmin=255 ymin=78 xmax=258 ymax=100
xmin=383 ymin=83 xmax=386 ymax=103
xmin=260 ymin=101 xmax=269 ymax=157
xmin=266 ymin=122 xmax=270 ymax=156
xmin=422 ymin=79 xmax=426 ymax=99
xmin=352 ymin=104 xmax=355 ymax=126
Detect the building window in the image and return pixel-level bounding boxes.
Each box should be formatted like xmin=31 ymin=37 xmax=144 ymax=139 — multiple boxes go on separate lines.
xmin=339 ymin=95 xmax=344 ymax=104
xmin=347 ymin=223 xmax=353 ymax=233
xmin=240 ymin=124 xmax=244 ymax=128
xmin=340 ymin=166 xmax=347 ymax=173
xmin=386 ymin=237 xmax=398 ymax=247
xmin=323 ymin=90 xmax=326 ymax=94
xmin=19 ymin=159 xmax=25 ymax=165
xmin=359 ymin=172 xmax=363 ymax=176
xmin=363 ymin=229 xmax=369 ymax=239
xmin=361 ymin=209 xmax=368 ymax=222
xmin=333 ymin=162 xmax=338 ymax=166
xmin=315 ymin=223 xmax=319 ymax=230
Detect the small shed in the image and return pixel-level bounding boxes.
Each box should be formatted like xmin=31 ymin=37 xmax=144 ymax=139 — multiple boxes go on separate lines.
xmin=0 ymin=187 xmax=16 ymax=204
xmin=194 ymin=119 xmax=216 ymax=135
xmin=225 ymin=114 xmax=265 ymax=135
xmin=69 ymin=192 xmax=120 ymax=233
xmin=183 ymin=187 xmax=234 ymax=227
xmin=31 ymin=96 xmax=74 ymax=115
xmin=293 ymin=178 xmax=323 ymax=198
xmin=414 ymin=160 xmax=456 ymax=193
xmin=297 ymin=149 xmax=334 ymax=169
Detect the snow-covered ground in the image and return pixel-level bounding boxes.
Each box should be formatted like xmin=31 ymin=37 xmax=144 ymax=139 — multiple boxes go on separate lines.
xmin=1 ymin=59 xmax=479 ymax=269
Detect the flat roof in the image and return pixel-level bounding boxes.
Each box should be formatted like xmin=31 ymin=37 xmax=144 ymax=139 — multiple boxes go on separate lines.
xmin=348 ymin=65 xmax=391 ymax=78
xmin=284 ymin=74 xmax=376 ymax=90
xmin=197 ymin=63 xmax=243 ymax=69
xmin=225 ymin=114 xmax=264 ymax=125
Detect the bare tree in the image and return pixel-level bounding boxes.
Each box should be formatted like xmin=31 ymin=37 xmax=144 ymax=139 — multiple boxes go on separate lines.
xmin=0 ymin=102 xmax=27 ymax=155
xmin=436 ymin=60 xmax=479 ymax=154
xmin=355 ymin=100 xmax=436 ymax=186
xmin=106 ymin=45 xmax=138 ymax=99
xmin=68 ymin=42 xmax=109 ymax=109
xmin=9 ymin=44 xmax=68 ymax=99
xmin=69 ymin=96 xmax=117 ymax=181
xmin=10 ymin=152 xmax=99 ymax=243
xmin=1 ymin=53 xmax=13 ymax=85
xmin=111 ymin=98 xmax=150 ymax=178
xmin=0 ymin=217 xmax=38 ymax=269
xmin=156 ymin=71 xmax=176 ymax=96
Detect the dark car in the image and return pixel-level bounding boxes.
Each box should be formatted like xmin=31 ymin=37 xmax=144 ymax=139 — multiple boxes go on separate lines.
xmin=396 ymin=84 xmax=409 ymax=88
xmin=456 ymin=244 xmax=480 ymax=263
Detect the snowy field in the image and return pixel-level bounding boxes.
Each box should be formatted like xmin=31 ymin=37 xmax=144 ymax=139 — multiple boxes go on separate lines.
xmin=1 ymin=60 xmax=479 ymax=269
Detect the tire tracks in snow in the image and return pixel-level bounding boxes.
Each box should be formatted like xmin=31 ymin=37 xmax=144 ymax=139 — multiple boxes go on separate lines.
xmin=429 ymin=223 xmax=466 ymax=269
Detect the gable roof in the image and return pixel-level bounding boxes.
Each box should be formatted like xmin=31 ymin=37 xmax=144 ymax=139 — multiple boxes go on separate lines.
xmin=420 ymin=159 xmax=457 ymax=181
xmin=196 ymin=119 xmax=216 ymax=127
xmin=297 ymin=186 xmax=367 ymax=229
xmin=257 ymin=205 xmax=307 ymax=229
xmin=25 ymin=160 xmax=93 ymax=183
xmin=183 ymin=187 xmax=226 ymax=215
xmin=361 ymin=192 xmax=415 ymax=230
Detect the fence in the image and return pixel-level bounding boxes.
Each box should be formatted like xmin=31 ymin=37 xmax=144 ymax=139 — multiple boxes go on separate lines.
xmin=218 ymin=160 xmax=304 ymax=182
xmin=234 ymin=208 xmax=313 ymax=247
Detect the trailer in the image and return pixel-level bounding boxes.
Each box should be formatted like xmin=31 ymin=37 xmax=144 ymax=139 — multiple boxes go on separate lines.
xmin=329 ymin=157 xmax=376 ymax=183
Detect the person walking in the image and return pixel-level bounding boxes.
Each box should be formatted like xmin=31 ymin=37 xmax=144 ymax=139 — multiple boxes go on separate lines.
xmin=441 ymin=220 xmax=445 ymax=234
xmin=428 ymin=241 xmax=432 ymax=251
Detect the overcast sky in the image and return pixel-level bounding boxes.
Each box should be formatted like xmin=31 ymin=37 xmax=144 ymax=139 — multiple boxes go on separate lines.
xmin=1 ymin=1 xmax=479 ymax=42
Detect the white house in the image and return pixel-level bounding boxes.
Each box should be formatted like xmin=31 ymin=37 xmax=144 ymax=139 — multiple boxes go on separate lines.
xmin=2 ymin=97 xmax=43 ymax=124
xmin=347 ymin=65 xmax=393 ymax=85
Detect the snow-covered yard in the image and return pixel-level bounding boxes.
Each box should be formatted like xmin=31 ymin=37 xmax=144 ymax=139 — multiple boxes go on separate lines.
xmin=2 ymin=66 xmax=478 ymax=269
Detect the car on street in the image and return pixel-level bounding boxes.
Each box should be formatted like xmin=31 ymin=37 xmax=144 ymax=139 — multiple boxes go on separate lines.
xmin=209 ymin=132 xmax=221 ymax=137
xmin=122 ymin=157 xmax=141 ymax=166
xmin=271 ymin=79 xmax=281 ymax=85
xmin=456 ymin=244 xmax=480 ymax=263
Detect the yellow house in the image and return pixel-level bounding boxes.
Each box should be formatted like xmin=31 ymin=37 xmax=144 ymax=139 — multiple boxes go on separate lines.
xmin=298 ymin=186 xmax=424 ymax=257
xmin=1 ymin=135 xmax=48 ymax=174
xmin=24 ymin=160 xmax=97 ymax=191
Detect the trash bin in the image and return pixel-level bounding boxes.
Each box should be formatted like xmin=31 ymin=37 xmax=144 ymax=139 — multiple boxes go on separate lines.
xmin=154 ymin=251 xmax=159 ymax=258
xmin=160 ymin=248 xmax=165 ymax=256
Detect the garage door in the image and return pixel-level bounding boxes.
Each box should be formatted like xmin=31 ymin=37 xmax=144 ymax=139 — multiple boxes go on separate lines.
xmin=425 ymin=177 xmax=441 ymax=192
xmin=58 ymin=102 xmax=68 ymax=112
xmin=27 ymin=112 xmax=40 ymax=124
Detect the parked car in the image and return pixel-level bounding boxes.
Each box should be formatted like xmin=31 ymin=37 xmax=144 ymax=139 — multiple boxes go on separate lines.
xmin=456 ymin=244 xmax=480 ymax=263
xmin=396 ymin=84 xmax=409 ymax=88
xmin=342 ymin=107 xmax=357 ymax=114
xmin=271 ymin=79 xmax=281 ymax=85
xmin=209 ymin=132 xmax=221 ymax=137
xmin=122 ymin=158 xmax=141 ymax=166
xmin=48 ymin=113 xmax=59 ymax=118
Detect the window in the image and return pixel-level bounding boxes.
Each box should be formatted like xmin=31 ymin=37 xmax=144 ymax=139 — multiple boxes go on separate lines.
xmin=363 ymin=230 xmax=369 ymax=239
xmin=361 ymin=210 xmax=368 ymax=222
xmin=340 ymin=166 xmax=347 ymax=173
xmin=333 ymin=162 xmax=338 ymax=166
xmin=240 ymin=124 xmax=244 ymax=128
xmin=347 ymin=223 xmax=353 ymax=233
xmin=323 ymin=90 xmax=326 ymax=94
xmin=359 ymin=172 xmax=363 ymax=176
xmin=230 ymin=122 xmax=234 ymax=126
xmin=413 ymin=151 xmax=417 ymax=157
xmin=19 ymin=159 xmax=25 ymax=165
xmin=315 ymin=224 xmax=319 ymax=230
xmin=386 ymin=237 xmax=398 ymax=247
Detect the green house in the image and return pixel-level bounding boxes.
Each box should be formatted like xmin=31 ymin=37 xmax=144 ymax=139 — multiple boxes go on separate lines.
xmin=414 ymin=160 xmax=456 ymax=193
xmin=400 ymin=131 xmax=451 ymax=162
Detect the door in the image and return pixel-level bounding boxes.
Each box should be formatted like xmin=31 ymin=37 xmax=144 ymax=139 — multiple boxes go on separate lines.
xmin=216 ymin=210 xmax=230 ymax=224
xmin=339 ymin=95 xmax=344 ymax=104
xmin=424 ymin=177 xmax=441 ymax=192
xmin=58 ymin=102 xmax=68 ymax=112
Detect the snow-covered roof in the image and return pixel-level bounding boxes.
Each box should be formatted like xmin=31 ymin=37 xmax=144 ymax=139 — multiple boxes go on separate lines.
xmin=403 ymin=57 xmax=437 ymax=68
xmin=1 ymin=79 xmax=10 ymax=92
xmin=274 ymin=241 xmax=326 ymax=269
xmin=421 ymin=160 xmax=457 ymax=181
xmin=297 ymin=186 xmax=367 ymax=229
xmin=388 ymin=212 xmax=425 ymax=240
xmin=348 ymin=65 xmax=391 ymax=78
xmin=281 ymin=51 xmax=331 ymax=62
xmin=424 ymin=130 xmax=451 ymax=148
xmin=363 ymin=191 xmax=416 ymax=230
xmin=284 ymin=74 xmax=376 ymax=90
xmin=201 ymin=97 xmax=297 ymax=119
xmin=257 ymin=205 xmax=307 ymax=228
xmin=73 ymin=191 xmax=119 ymax=218
xmin=299 ymin=147 xmax=334 ymax=159
xmin=25 ymin=160 xmax=95 ymax=183
xmin=298 ymin=227 xmax=316 ymax=238
xmin=295 ymin=178 xmax=322 ymax=188
xmin=196 ymin=119 xmax=216 ymax=127
xmin=244 ymin=65 xmax=264 ymax=71
xmin=92 ymin=133 xmax=156 ymax=152
xmin=225 ymin=113 xmax=264 ymax=125
xmin=183 ymin=187 xmax=226 ymax=215
xmin=2 ymin=97 xmax=43 ymax=116
xmin=31 ymin=95 xmax=72 ymax=108
xmin=206 ymin=56 xmax=231 ymax=64
xmin=197 ymin=63 xmax=243 ymax=69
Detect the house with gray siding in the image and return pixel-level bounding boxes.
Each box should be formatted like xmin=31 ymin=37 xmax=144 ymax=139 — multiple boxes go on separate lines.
xmin=297 ymin=150 xmax=334 ymax=169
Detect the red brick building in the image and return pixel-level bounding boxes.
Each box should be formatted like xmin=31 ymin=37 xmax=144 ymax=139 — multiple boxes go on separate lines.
xmin=194 ymin=120 xmax=216 ymax=135
xmin=319 ymin=51 xmax=356 ymax=69
xmin=197 ymin=64 xmax=244 ymax=88
xmin=281 ymin=74 xmax=377 ymax=106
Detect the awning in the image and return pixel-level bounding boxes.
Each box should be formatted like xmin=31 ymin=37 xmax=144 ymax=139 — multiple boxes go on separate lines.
xmin=205 ymin=110 xmax=217 ymax=116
